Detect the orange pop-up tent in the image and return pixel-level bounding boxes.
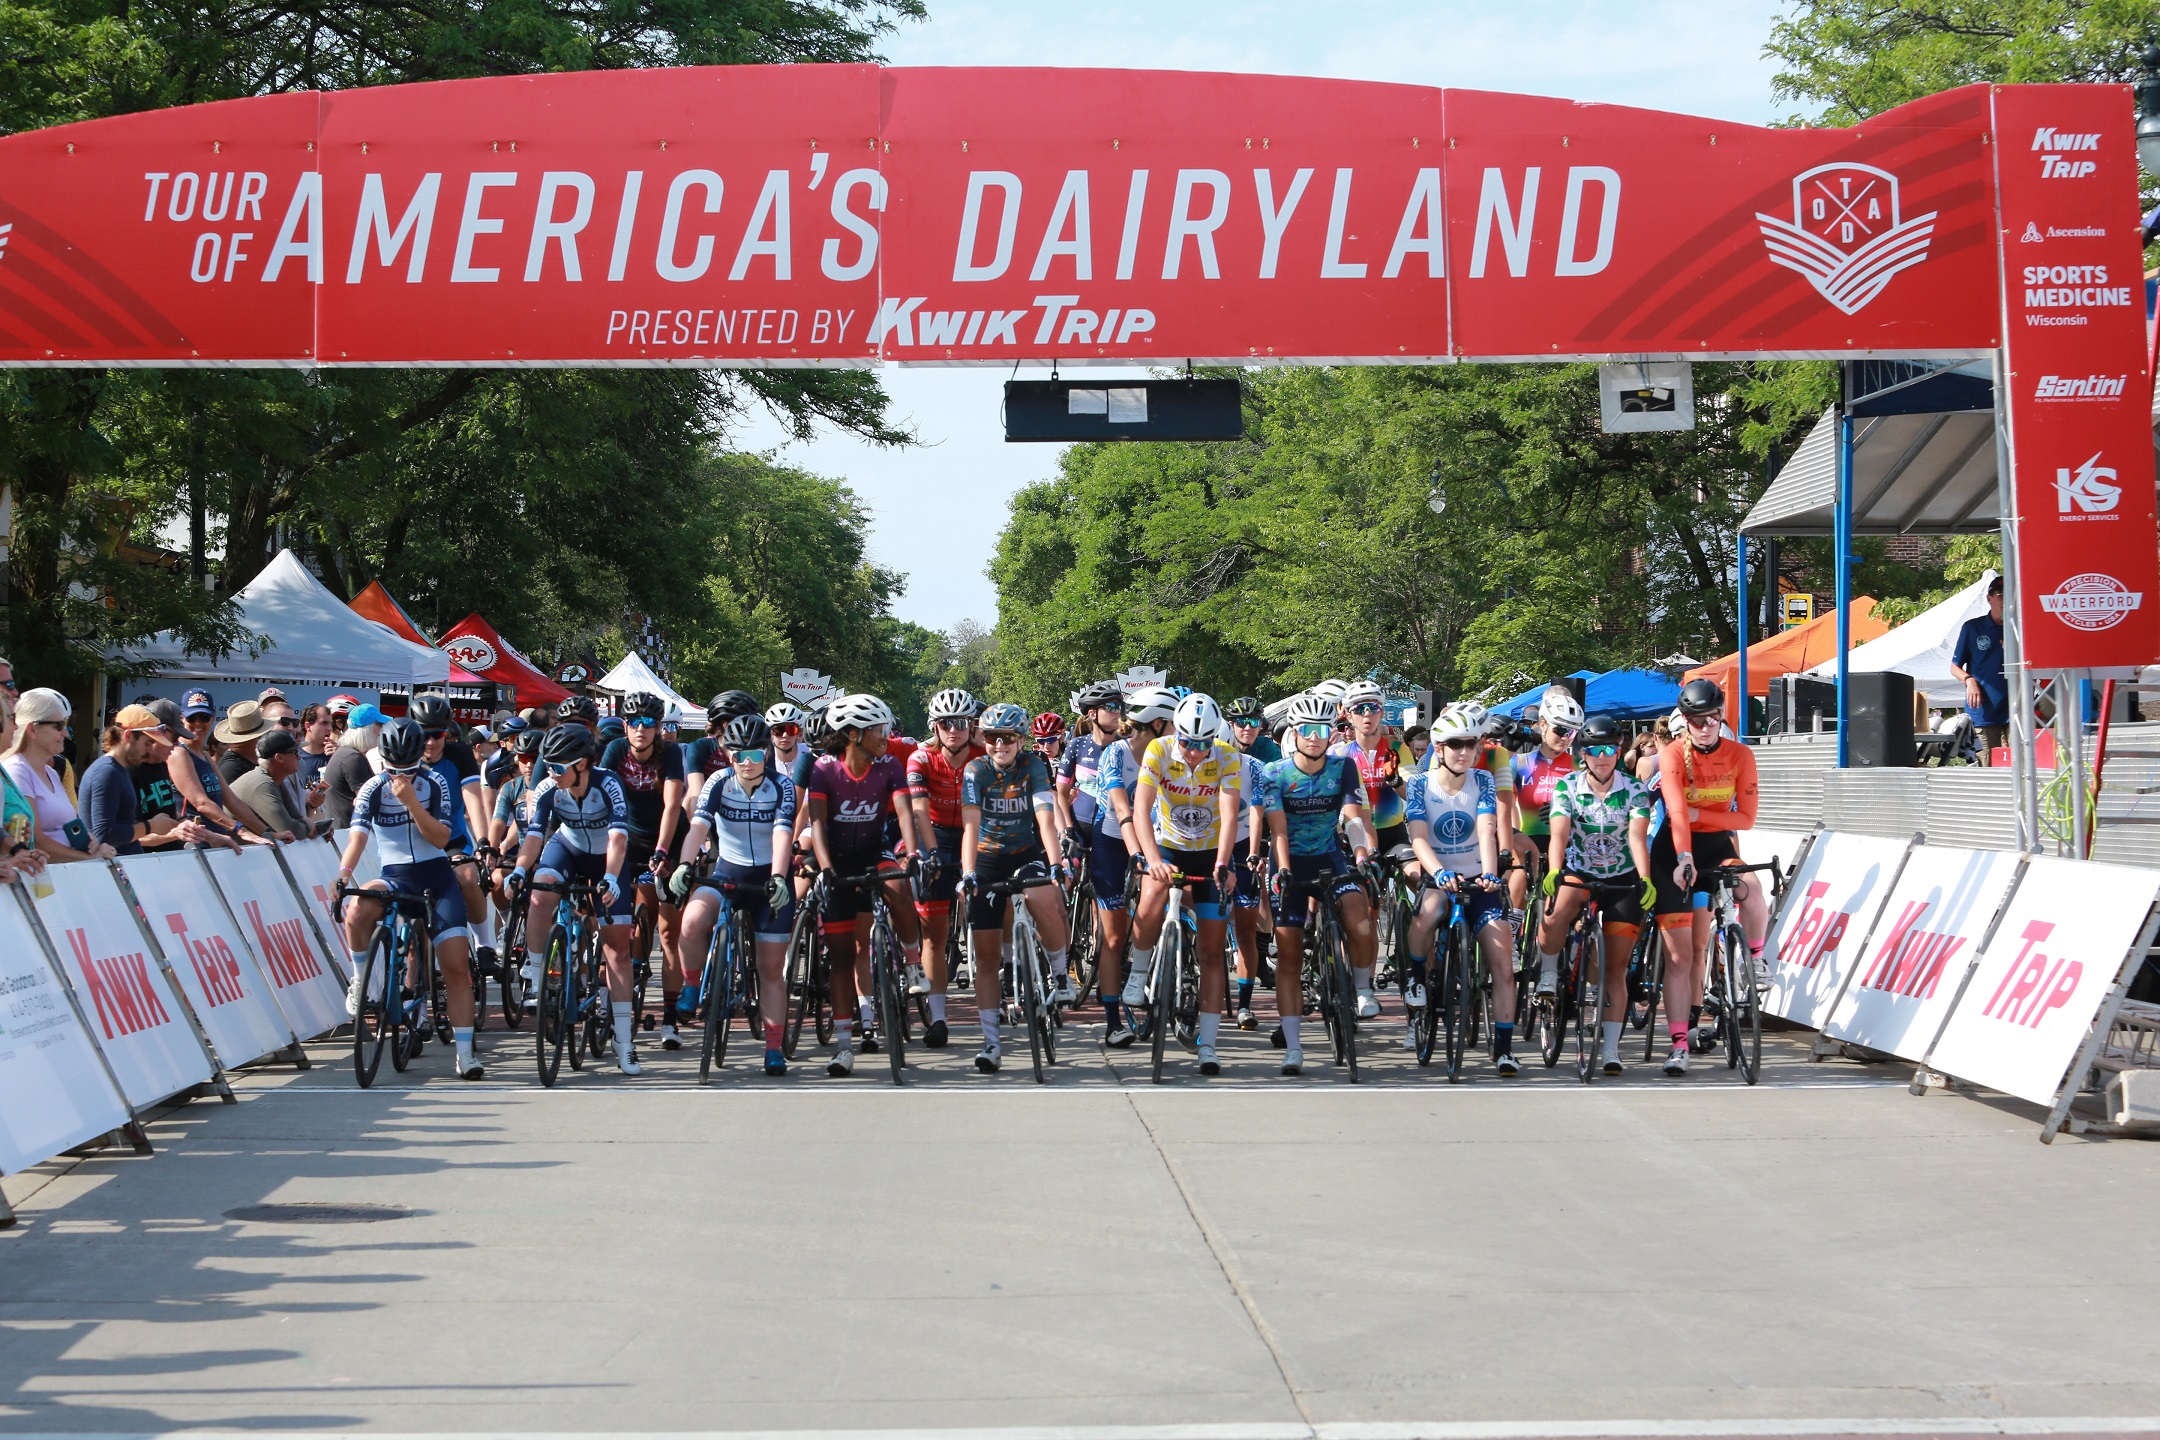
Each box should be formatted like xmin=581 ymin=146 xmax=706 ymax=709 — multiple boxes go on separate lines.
xmin=349 ymin=581 xmax=487 ymax=685
xmin=1685 ymin=598 xmax=1889 ymax=731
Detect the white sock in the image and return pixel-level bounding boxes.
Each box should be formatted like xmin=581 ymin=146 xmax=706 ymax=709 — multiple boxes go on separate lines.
xmin=454 ymin=1026 xmax=474 ymax=1053
xmin=1198 ymin=1012 xmax=1220 ymax=1047
xmin=612 ymin=1001 xmax=634 ymax=1048
xmin=1538 ymin=949 xmax=1560 ymax=986
xmin=1127 ymin=946 xmax=1154 ymax=983
xmin=928 ymin=994 xmax=947 ymax=1023
xmin=859 ymin=998 xmax=876 ymax=1027
xmin=474 ymin=910 xmax=495 ymax=950
xmin=1602 ymin=1020 xmax=1622 ymax=1056
xmin=981 ymin=1012 xmax=1001 ymax=1050
xmin=1048 ymin=946 xmax=1068 ymax=976
xmin=834 ymin=1018 xmax=853 ymax=1047
xmin=1283 ymin=1016 xmax=1302 ymax=1049
xmin=1354 ymin=966 xmax=1374 ymax=992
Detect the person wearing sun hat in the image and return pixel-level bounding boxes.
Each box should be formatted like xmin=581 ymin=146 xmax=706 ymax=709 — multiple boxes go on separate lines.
xmin=214 ymin=700 xmax=274 ymax=788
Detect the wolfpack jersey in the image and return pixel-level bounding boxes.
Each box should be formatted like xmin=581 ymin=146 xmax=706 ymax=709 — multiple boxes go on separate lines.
xmin=1549 ymin=770 xmax=1653 ymax=879
xmin=1259 ymin=755 xmax=1365 ymax=857
xmin=1138 ymin=736 xmax=1243 ymax=851
xmin=351 ymin=768 xmax=454 ymax=867
xmin=1404 ymin=768 xmax=1497 ymax=874
xmin=695 ymin=772 xmax=798 ymax=868
xmin=807 ymin=753 xmax=905 ymax=854
xmin=523 ymin=772 xmax=631 ymax=854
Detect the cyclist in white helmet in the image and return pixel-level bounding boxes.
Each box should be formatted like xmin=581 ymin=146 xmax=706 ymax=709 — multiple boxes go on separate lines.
xmin=1096 ymin=684 xmax=1177 ymax=1046
xmin=1402 ymin=703 xmax=1517 ymax=1072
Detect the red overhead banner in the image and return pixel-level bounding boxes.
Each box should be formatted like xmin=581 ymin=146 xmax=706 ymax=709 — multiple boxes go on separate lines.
xmin=1989 ymin=84 xmax=2160 ymax=668
xmin=0 ymin=67 xmax=2019 ymax=366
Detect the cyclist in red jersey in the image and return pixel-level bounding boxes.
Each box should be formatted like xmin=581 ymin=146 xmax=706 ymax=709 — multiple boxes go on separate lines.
xmin=907 ymin=688 xmax=984 ymax=1049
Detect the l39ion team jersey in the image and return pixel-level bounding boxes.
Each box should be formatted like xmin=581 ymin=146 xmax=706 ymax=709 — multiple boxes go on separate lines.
xmin=961 ymin=752 xmax=1055 ymax=856
xmin=1549 ymin=769 xmax=1654 ymax=879
xmin=694 ymin=772 xmax=798 ymax=868
xmin=1256 ymin=755 xmax=1363 ymax=857
xmin=1138 ymin=736 xmax=1243 ymax=851
xmin=351 ymin=768 xmax=455 ymax=867
xmin=1403 ymin=767 xmax=1497 ymax=874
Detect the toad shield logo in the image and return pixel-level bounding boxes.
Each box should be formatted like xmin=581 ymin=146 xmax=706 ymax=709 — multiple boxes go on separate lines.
xmin=1756 ymin=163 xmax=1937 ymax=315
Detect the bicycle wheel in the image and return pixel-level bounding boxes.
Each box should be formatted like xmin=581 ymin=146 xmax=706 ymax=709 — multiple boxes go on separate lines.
xmin=876 ymin=938 xmax=907 ymax=1085
xmin=1150 ymin=925 xmax=1180 ymax=1084
xmin=699 ymin=918 xmax=736 ymax=1083
xmin=1174 ymin=926 xmax=1201 ymax=1050
xmin=782 ymin=904 xmax=818 ymax=1058
xmin=352 ymin=927 xmax=394 ymax=1086
xmin=1724 ymin=924 xmax=1762 ymax=1083
xmin=389 ymin=936 xmax=418 ymax=1073
xmin=1332 ymin=951 xmax=1359 ymax=1083
xmin=1018 ymin=935 xmax=1047 ymax=1084
xmin=1412 ymin=922 xmax=1441 ymax=1069
xmin=1442 ymin=919 xmax=1473 ymax=1081
xmin=1643 ymin=936 xmax=1666 ymax=1063
xmin=428 ymin=945 xmax=451 ymax=1044
xmin=499 ymin=904 xmax=528 ymax=1029
xmin=536 ymin=928 xmax=569 ymax=1087
xmin=1574 ymin=929 xmax=1600 ymax=1083
xmin=630 ymin=897 xmax=656 ymax=1027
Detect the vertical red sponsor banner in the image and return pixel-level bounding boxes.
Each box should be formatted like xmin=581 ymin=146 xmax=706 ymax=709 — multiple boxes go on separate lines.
xmin=1992 ymin=84 xmax=2160 ymax=667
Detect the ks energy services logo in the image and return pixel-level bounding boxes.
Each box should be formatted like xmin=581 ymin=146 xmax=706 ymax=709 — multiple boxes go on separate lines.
xmin=1756 ymin=163 xmax=1937 ymax=315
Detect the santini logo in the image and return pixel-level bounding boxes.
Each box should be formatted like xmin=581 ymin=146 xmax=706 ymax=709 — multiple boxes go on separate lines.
xmin=2035 ymin=374 xmax=2127 ymax=400
xmin=1757 ymin=163 xmax=1935 ymax=315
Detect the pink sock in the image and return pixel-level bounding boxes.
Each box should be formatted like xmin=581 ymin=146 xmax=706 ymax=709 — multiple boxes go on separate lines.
xmin=1669 ymin=1022 xmax=1690 ymax=1047
xmin=764 ymin=1020 xmax=784 ymax=1049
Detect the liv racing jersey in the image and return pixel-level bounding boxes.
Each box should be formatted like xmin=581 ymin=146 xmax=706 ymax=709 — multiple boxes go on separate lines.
xmin=1404 ymin=768 xmax=1497 ymax=874
xmin=961 ymin=752 xmax=1054 ymax=857
xmin=351 ymin=768 xmax=454 ymax=866
xmin=523 ymin=772 xmax=632 ymax=854
xmin=1549 ymin=769 xmax=1654 ymax=879
xmin=808 ymin=753 xmax=906 ymax=856
xmin=1138 ymin=736 xmax=1242 ymax=852
xmin=695 ymin=771 xmax=798 ymax=868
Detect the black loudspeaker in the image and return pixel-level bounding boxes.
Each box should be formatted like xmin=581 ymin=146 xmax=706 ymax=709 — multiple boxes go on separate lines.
xmin=1549 ymin=675 xmax=1587 ymax=709
xmin=1845 ymin=670 xmax=1916 ymax=768
xmin=1767 ymin=674 xmax=1836 ymax=734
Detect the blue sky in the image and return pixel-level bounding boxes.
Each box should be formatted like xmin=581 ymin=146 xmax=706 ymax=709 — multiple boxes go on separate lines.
xmin=729 ymin=1 xmax=1795 ymax=633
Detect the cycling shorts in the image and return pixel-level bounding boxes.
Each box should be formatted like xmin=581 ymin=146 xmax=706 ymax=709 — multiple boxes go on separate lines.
xmin=379 ymin=858 xmax=471 ymax=947
xmin=966 ymin=850 xmax=1051 ymax=930
xmin=1648 ymin=827 xmax=1740 ymax=920
xmin=630 ymin=825 xmax=687 ymax=886
xmin=1272 ymin=849 xmax=1362 ymax=930
xmin=1228 ymin=850 xmax=1263 ymax=911
xmin=1430 ymin=881 xmax=1509 ymax=936
xmin=913 ymin=827 xmax=964 ymax=919
xmin=1091 ymin=819 xmax=1131 ymax=913
xmin=696 ymin=857 xmax=794 ymax=941
xmin=1373 ymin=820 xmax=1409 ymax=857
xmin=1557 ymin=868 xmax=1647 ymax=931
xmin=1153 ymin=846 xmax=1228 ymax=922
xmin=535 ymin=834 xmax=636 ymax=924
xmin=821 ymin=848 xmax=905 ymax=935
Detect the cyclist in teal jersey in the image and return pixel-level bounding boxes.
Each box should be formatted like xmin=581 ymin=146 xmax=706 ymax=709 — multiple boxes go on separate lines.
xmin=1226 ymin=696 xmax=1280 ymax=764
xmin=1328 ymin=680 xmax=1402 ymax=1016
xmin=958 ymin=703 xmax=1069 ymax=1073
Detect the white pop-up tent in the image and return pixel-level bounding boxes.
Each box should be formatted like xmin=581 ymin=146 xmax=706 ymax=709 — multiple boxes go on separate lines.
xmin=594 ymin=650 xmax=703 ymax=722
xmin=1803 ymin=570 xmax=1994 ymax=710
xmin=123 ymin=549 xmax=451 ymax=691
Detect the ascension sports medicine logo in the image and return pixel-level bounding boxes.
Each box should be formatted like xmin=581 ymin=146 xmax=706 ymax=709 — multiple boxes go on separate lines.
xmin=1757 ymin=163 xmax=1937 ymax=315
xmin=2041 ymin=573 xmax=2143 ymax=631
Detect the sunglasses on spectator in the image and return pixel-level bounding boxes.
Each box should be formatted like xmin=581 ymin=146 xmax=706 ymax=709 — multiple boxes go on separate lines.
xmin=625 ymin=717 xmax=658 ymax=729
xmin=1294 ymin=722 xmax=1333 ymax=739
xmin=732 ymin=748 xmax=767 ymax=765
xmin=1349 ymin=702 xmax=1382 ymax=716
xmin=1582 ymin=744 xmax=1618 ymax=758
xmin=186 ymin=714 xmax=212 ymax=725
xmin=275 ymin=717 xmax=301 ymax=729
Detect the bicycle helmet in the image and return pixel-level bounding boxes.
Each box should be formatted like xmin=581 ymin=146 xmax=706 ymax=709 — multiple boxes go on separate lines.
xmin=826 ymin=692 xmax=895 ymax=733
xmin=1173 ymin=692 xmax=1223 ymax=742
xmin=1286 ymin=692 xmax=1338 ymax=727
xmin=1432 ymin=704 xmax=1482 ymax=743
xmin=511 ymin=728 xmax=543 ymax=757
xmin=926 ymin=687 xmax=977 ymax=722
xmin=1342 ymin=679 xmax=1386 ymax=709
xmin=1126 ymin=686 xmax=1178 ymax=725
xmin=1677 ymin=677 xmax=1724 ymax=716
xmin=705 ymin=690 xmax=760 ymax=728
xmin=1076 ymin=680 xmax=1124 ymax=713
xmin=1311 ymin=678 xmax=1348 ymax=705
xmin=800 ymin=709 xmax=832 ymax=749
xmin=763 ymin=701 xmax=804 ymax=729
xmin=378 ymin=718 xmax=427 ymax=770
xmin=1579 ymin=713 xmax=1624 ymax=747
xmin=620 ymin=691 xmax=666 ymax=724
xmin=557 ymin=695 xmax=599 ymax=727
xmin=408 ymin=692 xmax=454 ymax=730
xmin=1224 ymin=695 xmax=1264 ymax=722
xmin=722 ymin=714 xmax=772 ymax=752
xmin=1537 ymin=688 xmax=1585 ymax=732
xmin=978 ymin=702 xmax=1029 ymax=736
xmin=540 ymin=724 xmax=596 ymax=767
xmin=1031 ymin=711 xmax=1065 ymax=739
xmin=1454 ymin=699 xmax=1491 ymax=736
xmin=597 ymin=715 xmax=626 ymax=741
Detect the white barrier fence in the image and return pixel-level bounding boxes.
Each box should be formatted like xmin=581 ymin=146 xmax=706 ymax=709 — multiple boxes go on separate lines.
xmin=1762 ymin=828 xmax=2160 ymax=1140
xmin=0 ymin=835 xmax=371 ymax=1220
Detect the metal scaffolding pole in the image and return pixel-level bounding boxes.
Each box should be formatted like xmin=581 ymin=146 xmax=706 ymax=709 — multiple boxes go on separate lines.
xmin=1991 ymin=347 xmax=2038 ymax=852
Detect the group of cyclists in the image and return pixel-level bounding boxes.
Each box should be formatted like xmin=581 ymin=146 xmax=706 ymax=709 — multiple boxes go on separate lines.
xmin=336 ymin=666 xmax=1767 ymax=1086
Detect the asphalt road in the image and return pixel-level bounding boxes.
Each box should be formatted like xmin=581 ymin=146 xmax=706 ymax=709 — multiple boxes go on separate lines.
xmin=4 ymin=1016 xmax=2159 ymax=1439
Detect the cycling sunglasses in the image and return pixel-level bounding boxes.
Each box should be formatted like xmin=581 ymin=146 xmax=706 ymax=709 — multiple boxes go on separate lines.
xmin=1230 ymin=716 xmax=1261 ymax=727
xmin=984 ymin=732 xmax=1022 ymax=745
xmin=625 ymin=716 xmax=658 ymax=729
xmin=771 ymin=723 xmax=801 ymax=738
xmin=1582 ymin=744 xmax=1618 ymax=758
xmin=933 ymin=717 xmax=972 ymax=731
xmin=1176 ymin=735 xmax=1211 ymax=750
xmin=544 ymin=760 xmax=582 ymax=776
xmin=1293 ymin=722 xmax=1333 ymax=739
xmin=1348 ymin=701 xmax=1382 ymax=716
xmin=1441 ymin=737 xmax=1480 ymax=752
xmin=422 ymin=728 xmax=447 ymax=740
xmin=732 ymin=748 xmax=767 ymax=765
xmin=1684 ymin=713 xmax=1721 ymax=730
xmin=1093 ymin=698 xmax=1124 ymax=711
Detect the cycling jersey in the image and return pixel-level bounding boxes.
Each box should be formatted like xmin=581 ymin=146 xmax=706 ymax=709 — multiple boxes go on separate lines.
xmin=523 ymin=771 xmax=631 ymax=854
xmin=907 ymin=741 xmax=984 ymax=835
xmin=1257 ymin=754 xmax=1362 ymax=857
xmin=1481 ymin=740 xmax=1516 ymax=794
xmin=1097 ymin=736 xmax=1140 ymax=808
xmin=776 ymin=745 xmax=815 ymax=792
xmin=1058 ymin=733 xmax=1112 ymax=826
xmin=1550 ymin=769 xmax=1654 ymax=880
xmin=1657 ymin=737 xmax=1759 ymax=849
xmin=1330 ymin=737 xmax=1405 ymax=829
xmin=1243 ymin=734 xmax=1283 ymax=764
xmin=1404 ymin=767 xmax=1497 ymax=873
xmin=1229 ymin=744 xmax=1264 ymax=845
xmin=695 ymin=771 xmax=798 ymax=868
xmin=430 ymin=741 xmax=482 ymax=848
xmin=1511 ymin=748 xmax=1575 ymax=837
xmin=1138 ymin=735 xmax=1242 ymax=851
xmin=683 ymin=735 xmax=730 ymax=784
xmin=808 ymin=753 xmax=905 ymax=855
xmin=961 ymin=752 xmax=1054 ymax=857
xmin=598 ymin=737 xmax=684 ymax=839
xmin=492 ymin=772 xmax=531 ymax=830
xmin=351 ymin=768 xmax=454 ymax=867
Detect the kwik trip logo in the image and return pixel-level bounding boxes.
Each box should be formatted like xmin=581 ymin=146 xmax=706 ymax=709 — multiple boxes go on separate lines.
xmin=2032 ymin=127 xmax=2102 ymax=179
xmin=1757 ymin=163 xmax=1936 ymax=315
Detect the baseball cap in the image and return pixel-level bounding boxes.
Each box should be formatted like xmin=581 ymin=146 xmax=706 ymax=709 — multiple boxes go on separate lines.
xmin=256 ymin=729 xmax=299 ymax=759
xmin=347 ymin=703 xmax=388 ymax=728
xmin=182 ymin=689 xmax=214 ymax=718
xmin=1987 ymin=576 xmax=2004 ymax=596
xmin=144 ymin=697 xmax=184 ymax=732
xmin=257 ymin=686 xmax=289 ymax=705
xmin=114 ymin=704 xmax=166 ymax=732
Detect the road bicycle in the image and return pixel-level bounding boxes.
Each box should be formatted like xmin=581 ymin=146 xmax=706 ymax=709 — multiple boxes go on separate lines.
xmin=971 ymin=864 xmax=1062 ymax=1083
xmin=1141 ymin=866 xmax=1223 ymax=1083
xmin=1413 ymin=874 xmax=1501 ymax=1082
xmin=697 ymin=876 xmax=767 ymax=1083
xmin=492 ymin=874 xmax=529 ymax=1030
xmin=1546 ymin=873 xmax=1642 ymax=1083
xmin=1276 ymin=868 xmax=1360 ymax=1083
xmin=529 ymin=876 xmax=608 ymax=1088
xmin=338 ymin=882 xmax=434 ymax=1088
xmin=1698 ymin=859 xmax=1782 ymax=1085
xmin=782 ymin=866 xmax=833 ymax=1060
xmin=1060 ymin=828 xmax=1099 ymax=1002
xmin=1370 ymin=847 xmax=1422 ymax=993
xmin=829 ymin=866 xmax=909 ymax=1084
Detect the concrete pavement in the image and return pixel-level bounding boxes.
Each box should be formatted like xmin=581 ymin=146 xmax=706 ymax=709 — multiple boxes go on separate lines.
xmin=4 ymin=1022 xmax=2159 ymax=1436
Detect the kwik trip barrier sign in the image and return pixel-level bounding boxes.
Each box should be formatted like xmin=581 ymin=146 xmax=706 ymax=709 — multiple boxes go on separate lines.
xmin=0 ymin=68 xmax=2151 ymax=666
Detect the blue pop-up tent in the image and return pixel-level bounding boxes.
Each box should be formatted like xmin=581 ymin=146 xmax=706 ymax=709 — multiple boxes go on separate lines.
xmin=1493 ymin=670 xmax=1599 ymax=719
xmin=1582 ymin=668 xmax=1680 ymax=721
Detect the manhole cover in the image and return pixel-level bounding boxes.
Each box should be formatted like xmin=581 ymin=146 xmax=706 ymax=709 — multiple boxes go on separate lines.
xmin=223 ymin=1203 xmax=414 ymax=1224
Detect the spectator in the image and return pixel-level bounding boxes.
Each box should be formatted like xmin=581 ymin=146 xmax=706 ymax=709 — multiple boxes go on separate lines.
xmin=0 ymin=654 xmax=15 ymax=700
xmin=171 ymin=689 xmax=269 ymax=840
xmin=0 ymin=690 xmax=50 ymax=882
xmin=326 ymin=694 xmax=359 ymax=737
xmin=324 ymin=702 xmax=386 ymax=829
xmin=130 ymin=697 xmax=187 ymax=841
xmin=1401 ymin=724 xmax=1431 ymax=774
xmin=1950 ymin=576 xmax=2008 ymax=761
xmin=257 ymin=685 xmax=289 ymax=708
xmin=214 ymin=700 xmax=272 ymax=789
xmin=230 ymin=730 xmax=307 ymax=841
xmin=296 ymin=704 xmax=335 ymax=788
xmin=78 ymin=706 xmax=219 ymax=856
xmin=3 ymin=688 xmax=113 ymax=861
